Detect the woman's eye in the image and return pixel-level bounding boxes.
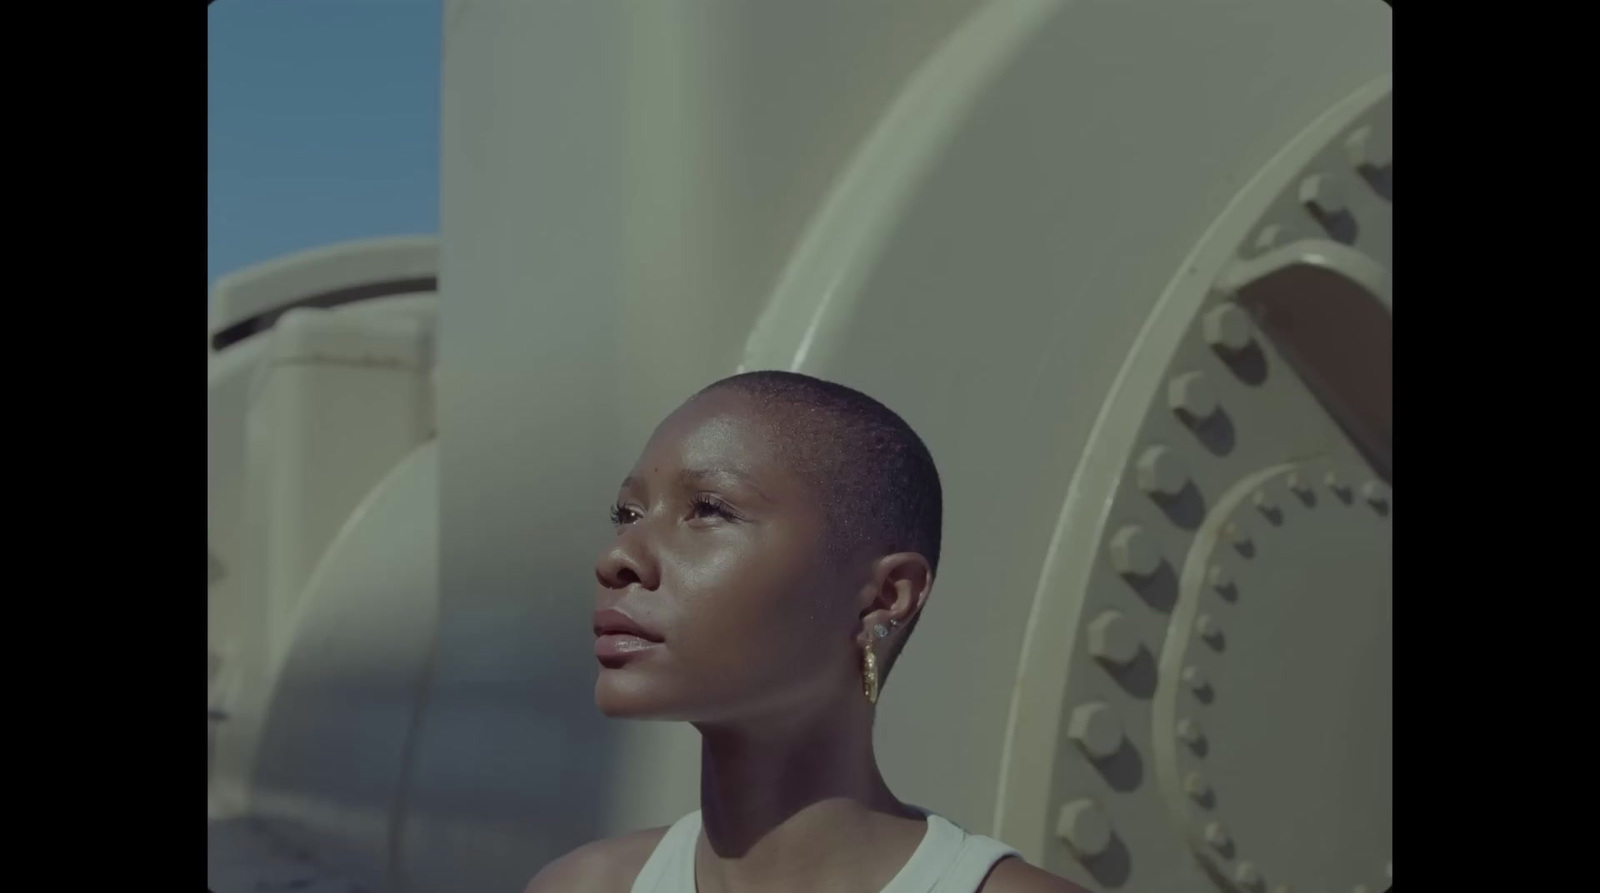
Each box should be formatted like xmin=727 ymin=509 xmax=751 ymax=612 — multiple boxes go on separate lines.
xmin=611 ymin=498 xmax=735 ymax=526
xmin=691 ymin=497 xmax=734 ymax=520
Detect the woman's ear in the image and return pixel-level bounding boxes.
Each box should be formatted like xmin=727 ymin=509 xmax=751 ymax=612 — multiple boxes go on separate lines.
xmin=856 ymin=552 xmax=933 ymax=645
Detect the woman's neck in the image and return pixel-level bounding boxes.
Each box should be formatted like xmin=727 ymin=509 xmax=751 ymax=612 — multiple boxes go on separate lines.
xmin=691 ymin=702 xmax=925 ymax=893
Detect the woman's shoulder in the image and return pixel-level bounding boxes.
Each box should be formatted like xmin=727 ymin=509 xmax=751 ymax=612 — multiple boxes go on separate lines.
xmin=523 ymin=825 xmax=673 ymax=893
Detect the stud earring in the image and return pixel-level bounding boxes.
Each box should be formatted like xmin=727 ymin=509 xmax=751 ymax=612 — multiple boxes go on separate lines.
xmin=874 ymin=623 xmax=890 ymax=639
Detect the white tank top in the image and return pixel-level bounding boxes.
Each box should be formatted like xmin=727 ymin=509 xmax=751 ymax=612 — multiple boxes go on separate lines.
xmin=628 ymin=808 xmax=1020 ymax=893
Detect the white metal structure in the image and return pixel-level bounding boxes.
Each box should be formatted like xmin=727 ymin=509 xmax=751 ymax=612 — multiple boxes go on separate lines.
xmin=208 ymin=2 xmax=1391 ymax=891
xmin=209 ymin=237 xmax=440 ymax=892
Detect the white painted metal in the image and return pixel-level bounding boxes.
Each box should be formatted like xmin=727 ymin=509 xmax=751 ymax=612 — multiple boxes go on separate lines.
xmin=208 ymin=243 xmax=441 ymax=892
xmin=209 ymin=236 xmax=438 ymax=344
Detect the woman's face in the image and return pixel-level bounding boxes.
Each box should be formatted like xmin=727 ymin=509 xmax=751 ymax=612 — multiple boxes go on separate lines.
xmin=593 ymin=389 xmax=861 ymax=723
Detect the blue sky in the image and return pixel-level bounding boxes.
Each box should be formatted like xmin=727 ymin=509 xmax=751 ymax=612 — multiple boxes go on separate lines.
xmin=208 ymin=0 xmax=441 ymax=290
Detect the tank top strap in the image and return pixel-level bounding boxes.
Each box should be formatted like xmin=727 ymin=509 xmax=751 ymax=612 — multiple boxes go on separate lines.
xmin=629 ymin=808 xmax=1019 ymax=893
xmin=628 ymin=810 xmax=703 ymax=893
xmin=884 ymin=810 xmax=1022 ymax=893
xmin=925 ymin=830 xmax=1021 ymax=893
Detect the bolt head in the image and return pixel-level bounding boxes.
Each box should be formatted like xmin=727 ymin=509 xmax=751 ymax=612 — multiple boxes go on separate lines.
xmin=1207 ymin=564 xmax=1233 ymax=592
xmin=1361 ymin=480 xmax=1390 ymax=508
xmin=1203 ymin=304 xmax=1254 ymax=353
xmin=1203 ymin=820 xmax=1231 ymax=850
xmin=1176 ymin=717 xmax=1205 ymax=746
xmin=1136 ymin=446 xmax=1188 ymax=498
xmin=1252 ymin=489 xmax=1278 ymax=515
xmin=1223 ymin=519 xmax=1251 ymax=548
xmin=1299 ymin=174 xmax=1347 ymax=218
xmin=1067 ymin=702 xmax=1125 ymax=760
xmin=1183 ymin=772 xmax=1211 ymax=802
xmin=1109 ymin=525 xmax=1162 ymax=579
xmin=1345 ymin=124 xmax=1392 ymax=171
xmin=1287 ymin=472 xmax=1310 ymax=495
xmin=1182 ymin=664 xmax=1209 ymax=693
xmin=1168 ymin=372 xmax=1219 ymax=421
xmin=1055 ymin=799 xmax=1113 ymax=858
xmin=1195 ymin=614 xmax=1222 ymax=644
xmin=1253 ymin=223 xmax=1291 ymax=253
xmin=1087 ymin=610 xmax=1141 ymax=666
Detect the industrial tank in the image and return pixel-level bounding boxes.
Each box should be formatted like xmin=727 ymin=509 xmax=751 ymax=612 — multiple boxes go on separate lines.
xmin=208 ymin=2 xmax=1391 ymax=891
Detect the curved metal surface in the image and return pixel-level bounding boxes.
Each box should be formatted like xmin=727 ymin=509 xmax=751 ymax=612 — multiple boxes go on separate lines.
xmin=208 ymin=245 xmax=441 ymax=856
xmin=1152 ymin=460 xmax=1390 ymax=893
xmin=739 ymin=0 xmax=1067 ymax=374
xmin=248 ymin=442 xmax=440 ymax=893
xmin=212 ymin=443 xmax=440 ymax=893
xmin=992 ymin=72 xmax=1390 ymax=888
xmin=210 ymin=236 xmax=439 ymax=349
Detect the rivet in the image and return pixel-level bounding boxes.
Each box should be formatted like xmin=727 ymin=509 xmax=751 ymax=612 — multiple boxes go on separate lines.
xmin=1202 ymin=820 xmax=1230 ymax=851
xmin=1345 ymin=124 xmax=1392 ymax=172
xmin=1287 ymin=472 xmax=1311 ymax=496
xmin=1325 ymin=470 xmax=1352 ymax=498
xmin=1253 ymin=224 xmax=1291 ymax=253
xmin=1109 ymin=525 xmax=1162 ymax=579
xmin=1135 ymin=446 xmax=1188 ymax=498
xmin=1176 ymin=717 xmax=1205 ymax=747
xmin=1223 ymin=520 xmax=1251 ymax=550
xmin=1252 ymin=489 xmax=1278 ymax=516
xmin=1087 ymin=610 xmax=1141 ymax=667
xmin=1235 ymin=862 xmax=1261 ymax=887
xmin=1182 ymin=665 xmax=1209 ymax=694
xmin=1055 ymin=799 xmax=1113 ymax=858
xmin=1207 ymin=565 xmax=1233 ymax=592
xmin=1203 ymin=304 xmax=1254 ymax=353
xmin=1195 ymin=614 xmax=1222 ymax=643
xmin=1067 ymin=702 xmax=1125 ymax=760
xmin=1183 ymin=772 xmax=1211 ymax=802
xmin=1168 ymin=372 xmax=1219 ymax=422
xmin=1361 ymin=480 xmax=1390 ymax=508
xmin=1299 ymin=174 xmax=1347 ymax=219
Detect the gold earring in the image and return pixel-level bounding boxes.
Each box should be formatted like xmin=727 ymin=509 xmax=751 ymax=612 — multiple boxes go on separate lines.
xmin=862 ymin=643 xmax=880 ymax=704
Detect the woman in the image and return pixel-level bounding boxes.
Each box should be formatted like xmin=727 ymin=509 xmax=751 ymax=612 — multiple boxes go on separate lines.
xmin=529 ymin=371 xmax=1091 ymax=893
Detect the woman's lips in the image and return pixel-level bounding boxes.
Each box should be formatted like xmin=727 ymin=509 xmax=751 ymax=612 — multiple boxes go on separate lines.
xmin=595 ymin=633 xmax=662 ymax=662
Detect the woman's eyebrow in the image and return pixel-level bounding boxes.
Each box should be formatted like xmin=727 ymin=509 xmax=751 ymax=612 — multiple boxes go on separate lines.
xmin=618 ymin=468 xmax=775 ymax=503
xmin=678 ymin=467 xmax=773 ymax=502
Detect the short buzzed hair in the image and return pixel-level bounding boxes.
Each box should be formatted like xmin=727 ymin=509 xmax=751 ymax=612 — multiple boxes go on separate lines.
xmin=696 ymin=370 xmax=942 ymax=680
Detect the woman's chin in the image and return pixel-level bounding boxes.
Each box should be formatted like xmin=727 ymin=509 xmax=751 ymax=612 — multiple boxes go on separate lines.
xmin=595 ymin=670 xmax=675 ymax=718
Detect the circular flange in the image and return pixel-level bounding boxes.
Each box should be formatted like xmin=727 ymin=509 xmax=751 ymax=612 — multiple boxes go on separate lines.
xmin=996 ymin=74 xmax=1391 ymax=891
xmin=1152 ymin=462 xmax=1391 ymax=892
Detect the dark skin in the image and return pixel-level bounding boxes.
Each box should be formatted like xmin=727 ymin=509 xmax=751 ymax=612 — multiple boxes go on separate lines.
xmin=528 ymin=389 xmax=1091 ymax=893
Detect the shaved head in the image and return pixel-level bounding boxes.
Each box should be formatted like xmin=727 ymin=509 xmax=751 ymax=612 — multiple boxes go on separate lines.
xmin=696 ymin=371 xmax=942 ymax=679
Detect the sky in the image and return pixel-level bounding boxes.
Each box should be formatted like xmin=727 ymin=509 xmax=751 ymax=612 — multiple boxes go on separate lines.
xmin=208 ymin=0 xmax=441 ymax=291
